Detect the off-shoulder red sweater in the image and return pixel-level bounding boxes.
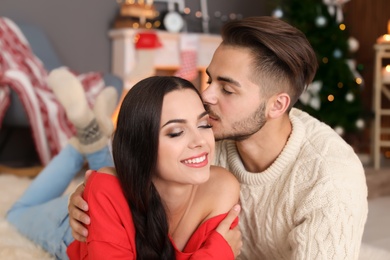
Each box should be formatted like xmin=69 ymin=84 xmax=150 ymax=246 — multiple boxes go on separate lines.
xmin=67 ymin=171 xmax=238 ymax=259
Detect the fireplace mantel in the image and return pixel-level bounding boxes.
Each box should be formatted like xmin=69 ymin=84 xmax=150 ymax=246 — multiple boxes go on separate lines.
xmin=109 ymin=28 xmax=222 ymax=89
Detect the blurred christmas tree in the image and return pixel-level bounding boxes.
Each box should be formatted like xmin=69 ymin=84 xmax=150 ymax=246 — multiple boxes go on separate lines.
xmin=270 ymin=0 xmax=366 ymax=137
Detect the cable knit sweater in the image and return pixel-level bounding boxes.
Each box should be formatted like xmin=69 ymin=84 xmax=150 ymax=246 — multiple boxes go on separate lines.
xmin=214 ymin=108 xmax=368 ymax=260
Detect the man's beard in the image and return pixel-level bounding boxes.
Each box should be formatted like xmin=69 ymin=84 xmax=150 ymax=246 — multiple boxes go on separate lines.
xmin=206 ymin=102 xmax=267 ymax=142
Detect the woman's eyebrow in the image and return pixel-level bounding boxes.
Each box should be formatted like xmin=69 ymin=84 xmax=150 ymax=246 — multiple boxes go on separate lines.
xmin=161 ymin=119 xmax=185 ymax=128
xmin=198 ymin=111 xmax=209 ymax=119
xmin=161 ymin=111 xmax=209 ymax=128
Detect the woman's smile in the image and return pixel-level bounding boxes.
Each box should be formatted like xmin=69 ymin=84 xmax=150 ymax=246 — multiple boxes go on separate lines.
xmin=182 ymin=153 xmax=209 ymax=168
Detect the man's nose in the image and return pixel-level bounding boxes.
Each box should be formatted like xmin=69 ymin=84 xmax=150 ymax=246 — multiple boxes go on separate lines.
xmin=201 ymin=85 xmax=217 ymax=105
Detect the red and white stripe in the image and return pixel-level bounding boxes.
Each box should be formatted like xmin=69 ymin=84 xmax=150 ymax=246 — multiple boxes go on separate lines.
xmin=0 ymin=17 xmax=104 ymax=165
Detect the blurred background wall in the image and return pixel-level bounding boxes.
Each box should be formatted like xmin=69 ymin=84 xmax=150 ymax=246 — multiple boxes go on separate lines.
xmin=0 ymin=0 xmax=267 ymax=73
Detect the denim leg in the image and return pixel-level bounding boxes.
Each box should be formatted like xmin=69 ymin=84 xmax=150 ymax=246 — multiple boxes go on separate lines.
xmin=6 ymin=144 xmax=84 ymax=259
xmin=85 ymin=145 xmax=114 ymax=170
xmin=6 ymin=144 xmax=114 ymax=259
xmin=7 ymin=196 xmax=72 ymax=260
xmin=7 ymin=144 xmax=84 ymax=212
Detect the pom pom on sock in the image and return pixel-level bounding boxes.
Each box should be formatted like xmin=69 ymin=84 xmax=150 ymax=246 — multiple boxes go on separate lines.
xmin=47 ymin=67 xmax=94 ymax=129
xmin=48 ymin=67 xmax=110 ymax=154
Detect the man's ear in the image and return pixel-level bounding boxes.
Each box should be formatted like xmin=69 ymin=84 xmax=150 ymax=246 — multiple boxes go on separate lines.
xmin=267 ymin=93 xmax=290 ymax=119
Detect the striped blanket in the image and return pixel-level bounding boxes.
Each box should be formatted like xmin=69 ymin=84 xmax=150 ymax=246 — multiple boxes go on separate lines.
xmin=0 ymin=17 xmax=105 ymax=165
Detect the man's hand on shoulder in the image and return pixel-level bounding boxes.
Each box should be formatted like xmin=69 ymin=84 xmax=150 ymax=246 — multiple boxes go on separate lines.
xmin=216 ymin=204 xmax=242 ymax=258
xmin=68 ymin=169 xmax=92 ymax=242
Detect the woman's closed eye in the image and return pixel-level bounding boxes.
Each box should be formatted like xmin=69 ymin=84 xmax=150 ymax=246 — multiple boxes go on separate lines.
xmin=166 ymin=122 xmax=211 ymax=138
xmin=199 ymin=124 xmax=212 ymax=129
xmin=167 ymin=131 xmax=183 ymax=138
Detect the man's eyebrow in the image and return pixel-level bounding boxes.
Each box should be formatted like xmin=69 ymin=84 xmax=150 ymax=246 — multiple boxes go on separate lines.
xmin=162 ymin=111 xmax=209 ymax=128
xmin=205 ymin=68 xmax=241 ymax=88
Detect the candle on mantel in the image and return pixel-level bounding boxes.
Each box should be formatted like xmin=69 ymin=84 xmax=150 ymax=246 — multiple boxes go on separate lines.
xmin=377 ymin=20 xmax=390 ymax=44
xmin=383 ymin=65 xmax=390 ymax=83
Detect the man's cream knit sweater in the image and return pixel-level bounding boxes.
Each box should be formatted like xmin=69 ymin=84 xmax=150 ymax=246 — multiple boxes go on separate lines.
xmin=214 ymin=108 xmax=368 ymax=259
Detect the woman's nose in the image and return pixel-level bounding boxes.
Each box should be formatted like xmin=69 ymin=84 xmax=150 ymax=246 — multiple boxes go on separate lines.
xmin=188 ymin=129 xmax=207 ymax=149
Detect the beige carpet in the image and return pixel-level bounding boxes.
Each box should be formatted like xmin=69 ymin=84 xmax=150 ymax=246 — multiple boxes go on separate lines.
xmin=0 ymin=171 xmax=390 ymax=260
xmin=0 ymin=173 xmax=81 ymax=260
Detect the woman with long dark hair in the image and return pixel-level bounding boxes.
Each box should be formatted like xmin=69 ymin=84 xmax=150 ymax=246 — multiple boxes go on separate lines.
xmin=67 ymin=76 xmax=241 ymax=259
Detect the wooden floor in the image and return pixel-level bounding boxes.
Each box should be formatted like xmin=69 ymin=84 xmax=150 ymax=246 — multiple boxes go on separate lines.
xmin=0 ymin=164 xmax=43 ymax=178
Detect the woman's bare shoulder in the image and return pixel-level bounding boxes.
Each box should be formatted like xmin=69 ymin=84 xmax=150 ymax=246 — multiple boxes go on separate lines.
xmin=200 ymin=166 xmax=240 ymax=214
xmin=210 ymin=166 xmax=239 ymax=188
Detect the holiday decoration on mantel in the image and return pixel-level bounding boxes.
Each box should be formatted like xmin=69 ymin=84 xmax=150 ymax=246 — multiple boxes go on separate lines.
xmin=128 ymin=31 xmax=162 ymax=86
xmin=154 ymin=0 xmax=210 ymax=33
xmin=154 ymin=0 xmax=186 ymax=33
xmin=271 ymin=0 xmax=366 ymax=141
xmin=174 ymin=34 xmax=199 ymax=81
xmin=113 ymin=0 xmax=160 ymax=29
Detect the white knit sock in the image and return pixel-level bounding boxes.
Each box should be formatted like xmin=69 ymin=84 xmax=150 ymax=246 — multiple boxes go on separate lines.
xmin=47 ymin=67 xmax=94 ymax=129
xmin=68 ymin=133 xmax=109 ymax=155
xmin=48 ymin=67 xmax=108 ymax=154
xmin=93 ymin=87 xmax=119 ymax=137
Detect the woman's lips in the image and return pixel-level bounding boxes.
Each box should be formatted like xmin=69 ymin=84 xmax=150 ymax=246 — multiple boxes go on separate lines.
xmin=182 ymin=153 xmax=209 ymax=168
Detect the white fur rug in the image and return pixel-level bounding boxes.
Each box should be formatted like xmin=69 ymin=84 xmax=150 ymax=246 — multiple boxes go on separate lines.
xmin=1 ymin=173 xmax=390 ymax=260
xmin=0 ymin=173 xmax=80 ymax=260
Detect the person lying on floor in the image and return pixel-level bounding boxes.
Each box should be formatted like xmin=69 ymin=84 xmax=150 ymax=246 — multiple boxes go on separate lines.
xmin=6 ymin=71 xmax=242 ymax=259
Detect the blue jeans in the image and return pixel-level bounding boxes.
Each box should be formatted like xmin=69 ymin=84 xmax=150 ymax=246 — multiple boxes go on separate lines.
xmin=6 ymin=144 xmax=114 ymax=260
